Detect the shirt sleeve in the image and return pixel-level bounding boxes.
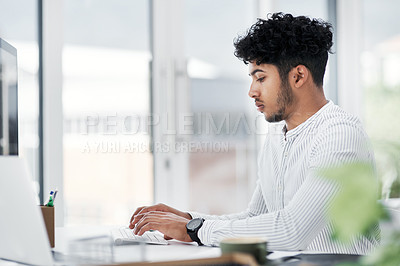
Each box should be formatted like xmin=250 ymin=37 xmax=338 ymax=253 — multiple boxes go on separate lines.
xmin=197 ymin=172 xmax=337 ymax=250
xmin=188 ymin=179 xmax=268 ymax=220
xmin=197 ymin=121 xmax=374 ymax=250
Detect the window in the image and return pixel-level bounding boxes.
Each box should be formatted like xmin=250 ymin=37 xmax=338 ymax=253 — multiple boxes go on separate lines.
xmin=63 ymin=0 xmax=153 ymax=225
xmin=274 ymin=0 xmax=336 ymax=102
xmin=0 ymin=0 xmax=40 ymax=193
xmin=361 ymin=0 xmax=400 ymax=199
xmin=183 ymin=0 xmax=258 ymax=214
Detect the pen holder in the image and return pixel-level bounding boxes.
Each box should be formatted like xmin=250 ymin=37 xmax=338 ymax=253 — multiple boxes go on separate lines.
xmin=40 ymin=206 xmax=55 ymax=248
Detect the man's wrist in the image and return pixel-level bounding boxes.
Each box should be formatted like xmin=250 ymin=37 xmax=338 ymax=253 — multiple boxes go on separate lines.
xmin=184 ymin=233 xmax=193 ymax=242
xmin=186 ymin=218 xmax=205 ymax=245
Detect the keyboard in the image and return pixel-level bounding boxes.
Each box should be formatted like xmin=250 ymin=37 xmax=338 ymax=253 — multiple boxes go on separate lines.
xmin=111 ymin=226 xmax=169 ymax=245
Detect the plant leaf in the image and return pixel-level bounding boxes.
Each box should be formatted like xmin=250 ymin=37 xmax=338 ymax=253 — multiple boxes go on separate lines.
xmin=320 ymin=163 xmax=385 ymax=243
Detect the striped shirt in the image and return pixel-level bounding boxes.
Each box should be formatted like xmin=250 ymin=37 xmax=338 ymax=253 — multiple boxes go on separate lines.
xmin=189 ymin=101 xmax=380 ymax=254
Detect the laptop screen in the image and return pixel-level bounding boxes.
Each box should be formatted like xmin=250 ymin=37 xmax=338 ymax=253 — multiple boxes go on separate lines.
xmin=0 ymin=38 xmax=19 ymax=155
xmin=0 ymin=157 xmax=53 ymax=265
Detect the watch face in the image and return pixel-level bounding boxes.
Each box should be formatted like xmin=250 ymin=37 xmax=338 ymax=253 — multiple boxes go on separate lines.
xmin=188 ymin=218 xmax=202 ymax=230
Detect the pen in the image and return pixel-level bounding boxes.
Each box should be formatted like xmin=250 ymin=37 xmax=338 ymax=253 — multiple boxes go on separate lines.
xmin=45 ymin=191 xmax=54 ymax=207
xmin=53 ymin=189 xmax=58 ymax=203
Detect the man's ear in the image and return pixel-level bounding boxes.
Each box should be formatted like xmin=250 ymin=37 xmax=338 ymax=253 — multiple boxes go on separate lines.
xmin=289 ymin=65 xmax=309 ymax=89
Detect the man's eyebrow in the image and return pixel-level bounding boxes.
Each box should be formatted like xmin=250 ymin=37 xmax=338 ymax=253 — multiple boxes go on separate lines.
xmin=248 ymin=69 xmax=265 ymax=76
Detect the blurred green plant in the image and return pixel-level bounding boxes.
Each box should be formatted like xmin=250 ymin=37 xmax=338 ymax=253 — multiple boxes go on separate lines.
xmin=364 ymin=84 xmax=400 ymax=198
xmin=320 ymin=163 xmax=387 ymax=243
xmin=373 ymin=140 xmax=400 ymax=198
xmin=337 ymin=232 xmax=400 ymax=266
xmin=361 ymin=232 xmax=400 ymax=266
xmin=321 ymin=162 xmax=400 ymax=266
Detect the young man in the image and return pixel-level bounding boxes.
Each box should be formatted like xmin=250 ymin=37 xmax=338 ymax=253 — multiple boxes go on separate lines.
xmin=129 ymin=13 xmax=379 ymax=254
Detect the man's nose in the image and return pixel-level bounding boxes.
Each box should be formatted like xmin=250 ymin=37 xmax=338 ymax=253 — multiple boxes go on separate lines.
xmin=248 ymin=83 xmax=259 ymax=98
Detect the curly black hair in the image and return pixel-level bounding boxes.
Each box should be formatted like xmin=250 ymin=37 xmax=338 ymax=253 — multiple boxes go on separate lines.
xmin=234 ymin=12 xmax=333 ymax=87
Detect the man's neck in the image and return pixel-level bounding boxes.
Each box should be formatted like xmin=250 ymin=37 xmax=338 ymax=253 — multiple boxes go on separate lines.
xmin=285 ymin=95 xmax=328 ymax=131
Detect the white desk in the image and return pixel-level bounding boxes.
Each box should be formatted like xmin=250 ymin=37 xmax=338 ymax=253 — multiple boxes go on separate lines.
xmin=54 ymin=226 xmax=222 ymax=264
xmin=53 ymin=227 xmax=362 ymax=266
xmin=0 ymin=225 xmax=364 ymax=265
xmin=0 ymin=225 xmax=221 ymax=266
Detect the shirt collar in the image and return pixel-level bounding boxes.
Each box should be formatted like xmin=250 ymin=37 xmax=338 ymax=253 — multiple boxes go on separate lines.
xmin=282 ymin=100 xmax=333 ymax=140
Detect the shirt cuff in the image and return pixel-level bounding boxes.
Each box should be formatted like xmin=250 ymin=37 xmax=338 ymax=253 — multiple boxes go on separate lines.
xmin=198 ymin=220 xmax=216 ymax=246
xmin=187 ymin=211 xmax=205 ymax=219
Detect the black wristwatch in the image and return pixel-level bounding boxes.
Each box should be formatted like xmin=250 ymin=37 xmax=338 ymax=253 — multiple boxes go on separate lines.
xmin=186 ymin=218 xmax=205 ymax=245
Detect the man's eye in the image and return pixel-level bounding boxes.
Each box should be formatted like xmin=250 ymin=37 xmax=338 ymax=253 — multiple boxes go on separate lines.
xmin=257 ymin=77 xmax=265 ymax=82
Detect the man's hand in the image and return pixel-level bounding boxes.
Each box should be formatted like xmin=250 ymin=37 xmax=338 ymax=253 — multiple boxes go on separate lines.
xmin=129 ymin=203 xmax=192 ymax=229
xmin=132 ymin=211 xmax=193 ymax=242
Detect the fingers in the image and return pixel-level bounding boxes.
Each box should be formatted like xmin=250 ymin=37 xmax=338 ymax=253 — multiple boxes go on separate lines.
xmin=130 ymin=206 xmax=146 ymax=224
xmin=129 ymin=212 xmax=147 ymax=229
xmin=133 ymin=206 xmax=146 ymax=217
xmin=137 ymin=222 xmax=163 ymax=236
xmin=134 ymin=211 xmax=166 ymax=235
xmin=129 ymin=205 xmax=157 ymax=228
xmin=132 ymin=211 xmax=192 ymax=242
xmin=129 ymin=206 xmax=157 ymax=229
xmin=129 ymin=203 xmax=171 ymax=228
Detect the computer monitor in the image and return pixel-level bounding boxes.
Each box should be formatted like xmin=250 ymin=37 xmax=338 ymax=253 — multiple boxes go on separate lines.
xmin=0 ymin=38 xmax=18 ymax=155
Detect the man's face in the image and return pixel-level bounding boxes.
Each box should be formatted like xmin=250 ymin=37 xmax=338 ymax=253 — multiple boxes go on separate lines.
xmin=248 ymin=62 xmax=293 ymax=122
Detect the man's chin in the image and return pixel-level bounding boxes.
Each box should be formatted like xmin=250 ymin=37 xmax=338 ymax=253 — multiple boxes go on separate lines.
xmin=264 ymin=113 xmax=284 ymax=123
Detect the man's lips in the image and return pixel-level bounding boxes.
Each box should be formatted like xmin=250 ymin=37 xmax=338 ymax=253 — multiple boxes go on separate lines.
xmin=255 ymin=102 xmax=264 ymax=112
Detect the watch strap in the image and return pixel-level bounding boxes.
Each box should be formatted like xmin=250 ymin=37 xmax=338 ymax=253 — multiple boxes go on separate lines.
xmin=187 ymin=218 xmax=205 ymax=245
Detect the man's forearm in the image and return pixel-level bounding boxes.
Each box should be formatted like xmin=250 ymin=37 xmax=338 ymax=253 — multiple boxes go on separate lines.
xmin=196 ymin=173 xmax=337 ymax=250
xmin=188 ymin=210 xmax=252 ymax=221
xmin=188 ymin=180 xmax=268 ymax=221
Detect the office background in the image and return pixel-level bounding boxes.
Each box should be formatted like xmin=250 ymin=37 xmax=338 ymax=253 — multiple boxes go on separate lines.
xmin=0 ymin=0 xmax=399 ymax=227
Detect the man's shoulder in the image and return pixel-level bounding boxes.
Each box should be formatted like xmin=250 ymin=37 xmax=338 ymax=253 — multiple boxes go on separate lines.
xmin=314 ymin=103 xmax=365 ymax=134
xmin=308 ymin=103 xmax=374 ymax=167
xmin=307 ymin=103 xmax=371 ymax=151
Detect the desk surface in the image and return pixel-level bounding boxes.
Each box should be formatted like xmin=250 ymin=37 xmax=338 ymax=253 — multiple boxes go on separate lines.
xmin=54 ymin=226 xmax=361 ymax=266
xmin=0 ymin=226 xmax=361 ymax=266
xmin=55 ymin=226 xmax=222 ymax=264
